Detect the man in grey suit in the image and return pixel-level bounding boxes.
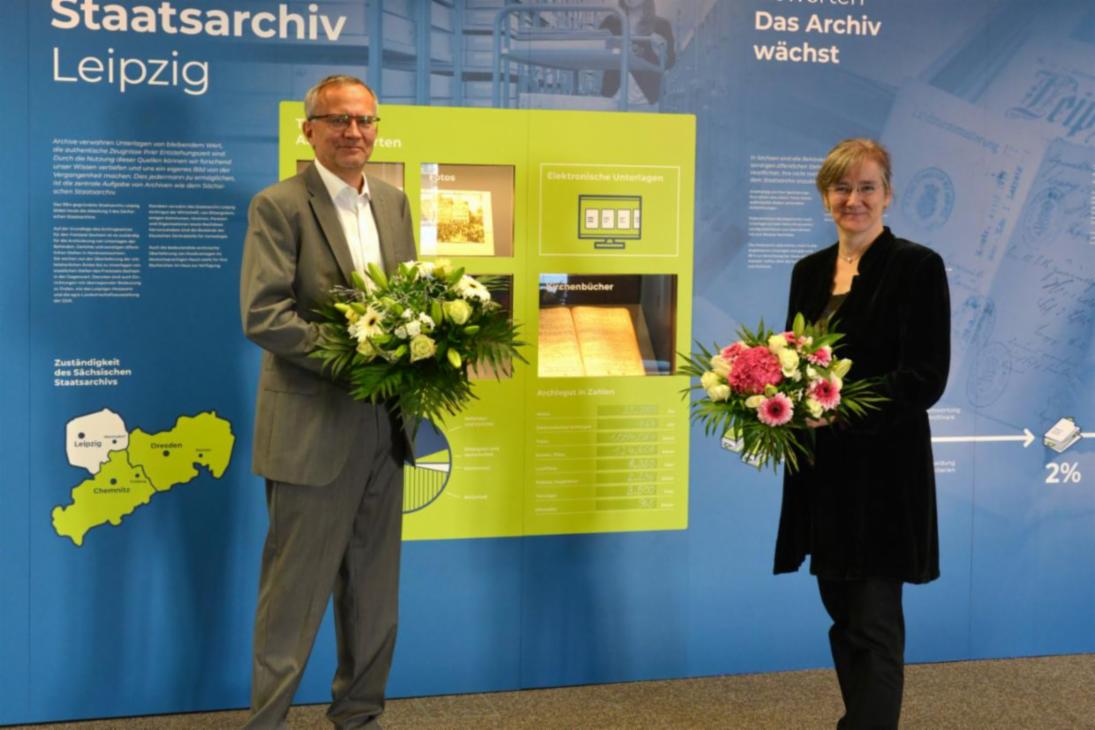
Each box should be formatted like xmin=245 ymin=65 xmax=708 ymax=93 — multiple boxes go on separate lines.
xmin=240 ymin=75 xmax=416 ymax=729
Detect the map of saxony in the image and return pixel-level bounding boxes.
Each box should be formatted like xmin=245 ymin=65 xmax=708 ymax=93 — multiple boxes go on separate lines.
xmin=52 ymin=409 xmax=235 ymax=546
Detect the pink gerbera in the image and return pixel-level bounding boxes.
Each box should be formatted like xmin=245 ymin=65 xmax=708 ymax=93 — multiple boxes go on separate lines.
xmin=727 ymin=345 xmax=783 ymax=394
xmin=810 ymin=378 xmax=842 ymax=410
xmin=757 ymin=392 xmax=794 ymax=426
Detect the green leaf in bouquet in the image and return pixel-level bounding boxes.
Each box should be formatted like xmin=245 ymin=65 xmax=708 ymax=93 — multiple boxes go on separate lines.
xmin=310 ymin=324 xmax=357 ymax=379
xmin=351 ymin=270 xmax=370 ymax=293
xmin=366 ymin=262 xmax=388 ymax=290
xmin=431 ymin=299 xmax=444 ymax=325
xmin=380 ymin=297 xmax=403 ymax=316
xmin=446 ymin=349 xmax=462 ymax=368
xmin=447 ymin=267 xmax=465 ymax=285
xmin=812 ymin=333 xmax=843 ymax=349
xmin=677 ymin=341 xmax=719 ymax=394
xmin=737 ymin=418 xmax=813 ymax=473
xmin=463 ymin=325 xmax=480 ymax=336
xmin=831 ymin=358 xmax=852 ymax=379
xmin=792 ymin=312 xmax=806 ymax=338
xmin=836 ymin=378 xmax=888 ymax=418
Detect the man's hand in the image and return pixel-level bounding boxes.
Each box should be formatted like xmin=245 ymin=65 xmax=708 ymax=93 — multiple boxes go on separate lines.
xmin=806 ymin=416 xmax=836 ymax=429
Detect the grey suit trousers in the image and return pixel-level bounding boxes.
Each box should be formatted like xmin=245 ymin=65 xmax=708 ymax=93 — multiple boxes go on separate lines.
xmin=246 ymin=406 xmax=403 ymax=730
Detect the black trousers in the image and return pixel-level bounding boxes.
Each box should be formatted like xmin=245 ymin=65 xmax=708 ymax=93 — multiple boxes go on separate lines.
xmin=817 ymin=577 xmax=905 ymax=730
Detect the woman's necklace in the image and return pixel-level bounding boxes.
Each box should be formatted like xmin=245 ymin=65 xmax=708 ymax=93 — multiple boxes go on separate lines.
xmin=838 ymin=250 xmax=859 ymax=264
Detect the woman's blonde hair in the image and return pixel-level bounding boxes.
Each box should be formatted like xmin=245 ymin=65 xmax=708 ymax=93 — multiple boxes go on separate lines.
xmin=815 ymin=138 xmax=892 ymax=198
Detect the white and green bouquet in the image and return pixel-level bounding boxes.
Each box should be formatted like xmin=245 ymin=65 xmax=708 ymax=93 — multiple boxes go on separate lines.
xmin=312 ymin=259 xmax=525 ymax=424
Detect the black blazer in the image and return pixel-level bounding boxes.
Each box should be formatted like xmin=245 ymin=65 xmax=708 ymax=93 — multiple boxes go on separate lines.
xmin=774 ymin=228 xmax=950 ymax=584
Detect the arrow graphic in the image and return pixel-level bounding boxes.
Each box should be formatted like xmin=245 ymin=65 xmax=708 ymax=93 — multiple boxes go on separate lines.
xmin=932 ymin=428 xmax=1035 ymax=448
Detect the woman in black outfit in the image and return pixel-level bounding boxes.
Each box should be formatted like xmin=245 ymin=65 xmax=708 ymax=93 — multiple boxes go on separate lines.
xmin=775 ymin=139 xmax=950 ymax=729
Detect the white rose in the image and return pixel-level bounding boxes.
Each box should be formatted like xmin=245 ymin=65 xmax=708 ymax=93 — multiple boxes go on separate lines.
xmin=778 ymin=348 xmax=800 ymax=375
xmin=709 ymin=355 xmax=731 ymax=377
xmin=700 ymin=371 xmax=723 ymax=390
xmin=706 ymin=384 xmax=731 ymax=402
xmin=443 ymin=299 xmax=473 ymax=325
xmin=767 ymin=334 xmax=788 ymax=352
xmin=409 ymin=334 xmax=437 ymax=362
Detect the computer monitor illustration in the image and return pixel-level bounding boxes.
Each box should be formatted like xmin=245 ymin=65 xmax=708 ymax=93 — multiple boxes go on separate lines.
xmin=578 ymin=195 xmax=642 ymax=249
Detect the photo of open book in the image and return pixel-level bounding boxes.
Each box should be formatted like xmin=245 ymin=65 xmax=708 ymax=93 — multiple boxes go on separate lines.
xmin=537 ymin=305 xmax=648 ymax=377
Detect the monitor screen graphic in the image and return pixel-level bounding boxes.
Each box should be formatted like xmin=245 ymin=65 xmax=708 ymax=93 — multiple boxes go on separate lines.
xmin=578 ymin=195 xmax=642 ymax=249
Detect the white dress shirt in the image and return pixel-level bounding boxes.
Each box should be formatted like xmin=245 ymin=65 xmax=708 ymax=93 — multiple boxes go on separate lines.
xmin=313 ymin=159 xmax=382 ymax=274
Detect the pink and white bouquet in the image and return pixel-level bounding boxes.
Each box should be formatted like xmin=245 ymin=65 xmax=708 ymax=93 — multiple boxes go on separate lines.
xmin=681 ymin=313 xmax=885 ymax=471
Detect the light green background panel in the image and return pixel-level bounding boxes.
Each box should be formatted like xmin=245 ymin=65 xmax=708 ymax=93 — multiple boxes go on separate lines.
xmin=380 ymin=106 xmax=532 ymax=539
xmin=278 ymin=101 xmax=310 ymax=181
xmin=523 ymin=111 xmax=696 ymax=536
xmin=529 ymin=111 xmax=695 ymax=261
xmin=540 ymin=164 xmax=680 ymax=257
xmin=402 ymin=381 xmax=527 ymax=540
xmin=526 ymin=381 xmax=688 ymax=536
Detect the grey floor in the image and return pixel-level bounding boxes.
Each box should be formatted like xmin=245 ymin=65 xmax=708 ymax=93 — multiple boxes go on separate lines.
xmin=11 ymin=654 xmax=1095 ymax=729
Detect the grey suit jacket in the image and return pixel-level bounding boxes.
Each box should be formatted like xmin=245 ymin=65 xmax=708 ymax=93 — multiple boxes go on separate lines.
xmin=241 ymin=164 xmax=418 ymax=486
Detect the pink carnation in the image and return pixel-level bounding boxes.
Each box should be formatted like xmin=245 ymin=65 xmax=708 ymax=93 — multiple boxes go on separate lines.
xmin=727 ymin=345 xmax=783 ymax=394
xmin=721 ymin=341 xmax=747 ymax=363
xmin=810 ymin=378 xmax=841 ymax=410
xmin=782 ymin=331 xmax=798 ymax=346
xmin=757 ymin=392 xmax=794 ymax=426
xmin=807 ymin=346 xmax=832 ymax=366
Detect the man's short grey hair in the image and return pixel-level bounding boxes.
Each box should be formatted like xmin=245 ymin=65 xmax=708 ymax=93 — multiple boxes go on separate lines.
xmin=304 ymin=75 xmax=376 ymax=117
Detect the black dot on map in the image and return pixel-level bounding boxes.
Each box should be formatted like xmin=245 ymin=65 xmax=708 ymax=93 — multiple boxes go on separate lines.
xmin=163 ymin=450 xmax=170 ymax=457
xmin=112 ymin=439 xmax=117 ymax=444
xmin=110 ymin=478 xmax=117 ymax=485
xmin=78 ymin=432 xmax=85 ymax=439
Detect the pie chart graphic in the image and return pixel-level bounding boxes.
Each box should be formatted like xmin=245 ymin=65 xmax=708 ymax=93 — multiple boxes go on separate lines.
xmin=402 ymin=421 xmax=452 ymax=513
